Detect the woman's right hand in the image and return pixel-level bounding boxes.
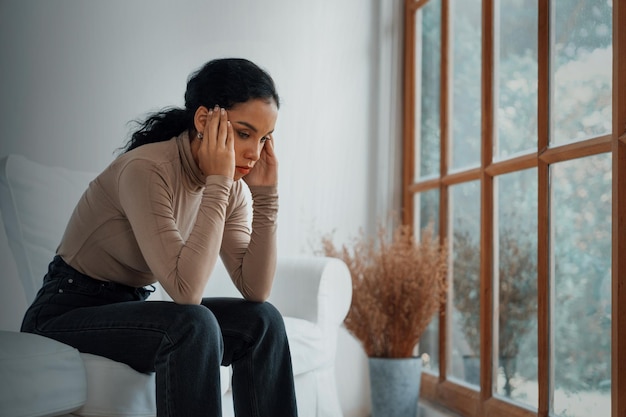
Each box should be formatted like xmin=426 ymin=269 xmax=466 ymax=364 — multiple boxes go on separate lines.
xmin=197 ymin=106 xmax=235 ymax=179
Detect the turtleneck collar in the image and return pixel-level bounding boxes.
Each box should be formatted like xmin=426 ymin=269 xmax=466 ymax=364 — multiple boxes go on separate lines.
xmin=176 ymin=131 xmax=206 ymax=190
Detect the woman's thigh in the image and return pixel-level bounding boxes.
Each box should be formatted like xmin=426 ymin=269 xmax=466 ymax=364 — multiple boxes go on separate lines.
xmin=28 ymin=296 xmax=222 ymax=373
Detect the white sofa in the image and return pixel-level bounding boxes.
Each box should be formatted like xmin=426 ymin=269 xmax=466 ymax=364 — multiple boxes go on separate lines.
xmin=0 ymin=154 xmax=352 ymax=417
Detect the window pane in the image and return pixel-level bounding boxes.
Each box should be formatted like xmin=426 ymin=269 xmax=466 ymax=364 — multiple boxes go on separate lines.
xmin=551 ymin=154 xmax=612 ymax=417
xmin=551 ymin=0 xmax=612 ymax=145
xmin=415 ymin=0 xmax=441 ymax=180
xmin=495 ymin=0 xmax=538 ymax=159
xmin=420 ymin=315 xmax=440 ymax=374
xmin=415 ymin=189 xmax=441 ymax=373
xmin=450 ymin=0 xmax=482 ymax=171
xmin=494 ymin=169 xmax=538 ymax=408
xmin=414 ymin=188 xmax=440 ymax=235
xmin=450 ymin=181 xmax=481 ymax=386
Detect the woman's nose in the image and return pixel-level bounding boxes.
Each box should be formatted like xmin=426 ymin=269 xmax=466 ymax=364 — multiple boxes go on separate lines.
xmin=244 ymin=143 xmax=262 ymax=161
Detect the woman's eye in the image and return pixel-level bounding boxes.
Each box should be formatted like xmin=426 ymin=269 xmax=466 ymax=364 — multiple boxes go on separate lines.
xmin=237 ymin=131 xmax=250 ymax=139
xmin=260 ymin=136 xmax=269 ymax=143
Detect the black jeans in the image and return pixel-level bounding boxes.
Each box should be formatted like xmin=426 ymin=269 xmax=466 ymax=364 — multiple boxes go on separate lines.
xmin=21 ymin=256 xmax=298 ymax=417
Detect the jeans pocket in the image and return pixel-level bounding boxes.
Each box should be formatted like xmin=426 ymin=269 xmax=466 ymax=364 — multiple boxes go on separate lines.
xmin=57 ymin=274 xmax=104 ymax=296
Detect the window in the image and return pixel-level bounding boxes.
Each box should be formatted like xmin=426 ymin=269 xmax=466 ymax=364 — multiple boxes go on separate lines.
xmin=402 ymin=0 xmax=625 ymax=416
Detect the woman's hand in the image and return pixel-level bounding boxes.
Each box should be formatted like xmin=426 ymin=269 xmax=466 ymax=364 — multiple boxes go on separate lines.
xmin=244 ymin=136 xmax=278 ymax=187
xmin=197 ymin=106 xmax=235 ymax=179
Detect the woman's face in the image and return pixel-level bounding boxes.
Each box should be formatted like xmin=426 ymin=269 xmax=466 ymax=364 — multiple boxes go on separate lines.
xmin=228 ymin=98 xmax=278 ymax=180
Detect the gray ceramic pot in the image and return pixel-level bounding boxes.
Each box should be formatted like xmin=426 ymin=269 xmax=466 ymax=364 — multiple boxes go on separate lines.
xmin=368 ymin=356 xmax=422 ymax=417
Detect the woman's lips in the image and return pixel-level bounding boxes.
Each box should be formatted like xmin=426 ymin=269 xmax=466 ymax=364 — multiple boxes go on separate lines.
xmin=236 ymin=166 xmax=251 ymax=175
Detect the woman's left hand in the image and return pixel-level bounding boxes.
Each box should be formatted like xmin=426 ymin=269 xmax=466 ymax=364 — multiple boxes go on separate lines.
xmin=244 ymin=137 xmax=278 ymax=187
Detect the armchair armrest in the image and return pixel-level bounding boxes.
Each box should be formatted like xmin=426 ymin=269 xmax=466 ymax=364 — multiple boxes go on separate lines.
xmin=268 ymin=256 xmax=352 ymax=330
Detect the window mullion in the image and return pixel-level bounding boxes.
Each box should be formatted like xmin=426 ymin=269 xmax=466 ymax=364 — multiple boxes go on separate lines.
xmin=612 ymin=2 xmax=626 ymax=417
xmin=537 ymin=0 xmax=551 ymax=415
xmin=402 ymin=0 xmax=417 ymax=228
xmin=479 ymin=0 xmax=495 ymax=407
xmin=439 ymin=0 xmax=451 ymax=382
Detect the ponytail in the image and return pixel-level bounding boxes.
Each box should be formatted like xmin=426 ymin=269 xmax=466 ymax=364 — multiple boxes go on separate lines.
xmin=123 ymin=108 xmax=191 ymax=153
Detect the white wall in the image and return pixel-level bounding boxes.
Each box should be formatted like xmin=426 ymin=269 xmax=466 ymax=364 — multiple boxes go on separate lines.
xmin=0 ymin=1 xmax=404 ymax=415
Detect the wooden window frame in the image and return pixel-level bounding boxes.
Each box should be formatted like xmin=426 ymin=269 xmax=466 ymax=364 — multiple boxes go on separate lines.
xmin=402 ymin=0 xmax=626 ymax=416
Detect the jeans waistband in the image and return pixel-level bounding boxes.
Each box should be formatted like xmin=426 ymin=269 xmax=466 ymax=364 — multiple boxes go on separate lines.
xmin=50 ymin=255 xmax=154 ymax=299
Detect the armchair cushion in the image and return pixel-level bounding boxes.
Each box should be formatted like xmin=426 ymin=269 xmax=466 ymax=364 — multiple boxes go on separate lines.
xmin=283 ymin=317 xmax=326 ymax=375
xmin=76 ymin=354 xmax=230 ymax=417
xmin=0 ymin=330 xmax=87 ymax=417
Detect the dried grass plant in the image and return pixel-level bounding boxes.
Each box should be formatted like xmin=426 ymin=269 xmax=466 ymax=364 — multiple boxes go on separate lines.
xmin=322 ymin=223 xmax=448 ymax=358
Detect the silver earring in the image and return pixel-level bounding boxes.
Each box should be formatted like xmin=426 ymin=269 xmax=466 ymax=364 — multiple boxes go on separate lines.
xmin=197 ymin=133 xmax=203 ymax=140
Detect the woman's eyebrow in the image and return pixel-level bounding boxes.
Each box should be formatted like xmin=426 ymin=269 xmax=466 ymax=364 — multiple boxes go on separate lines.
xmin=234 ymin=121 xmax=258 ymax=132
xmin=234 ymin=121 xmax=274 ymax=136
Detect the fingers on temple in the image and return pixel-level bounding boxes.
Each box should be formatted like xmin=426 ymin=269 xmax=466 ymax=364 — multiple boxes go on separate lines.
xmin=217 ymin=108 xmax=229 ymax=146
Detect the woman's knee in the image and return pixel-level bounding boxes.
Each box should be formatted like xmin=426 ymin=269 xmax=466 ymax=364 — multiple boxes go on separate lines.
xmin=249 ymin=302 xmax=287 ymax=335
xmin=166 ymin=304 xmax=222 ymax=345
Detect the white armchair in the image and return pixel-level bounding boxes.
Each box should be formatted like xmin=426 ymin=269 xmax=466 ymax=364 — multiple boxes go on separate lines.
xmin=0 ymin=154 xmax=352 ymax=417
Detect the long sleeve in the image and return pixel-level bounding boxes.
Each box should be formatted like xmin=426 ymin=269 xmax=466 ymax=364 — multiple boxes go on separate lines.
xmin=219 ymin=184 xmax=278 ymax=302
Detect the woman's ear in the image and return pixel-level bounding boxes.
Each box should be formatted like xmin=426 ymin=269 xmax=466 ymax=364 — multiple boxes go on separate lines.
xmin=193 ymin=106 xmax=209 ymax=134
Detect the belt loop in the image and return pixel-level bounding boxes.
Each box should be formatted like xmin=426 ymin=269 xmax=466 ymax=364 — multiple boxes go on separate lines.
xmin=136 ymin=284 xmax=155 ymax=301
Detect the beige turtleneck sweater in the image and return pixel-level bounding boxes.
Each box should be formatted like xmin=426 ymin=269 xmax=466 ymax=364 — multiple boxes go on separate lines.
xmin=56 ymin=132 xmax=278 ymax=304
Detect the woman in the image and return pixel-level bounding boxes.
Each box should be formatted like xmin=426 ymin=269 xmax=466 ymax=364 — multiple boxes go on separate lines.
xmin=20 ymin=58 xmax=297 ymax=417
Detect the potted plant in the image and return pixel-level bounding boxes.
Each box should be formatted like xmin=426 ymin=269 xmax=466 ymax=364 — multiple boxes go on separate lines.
xmin=321 ymin=222 xmax=448 ymax=416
